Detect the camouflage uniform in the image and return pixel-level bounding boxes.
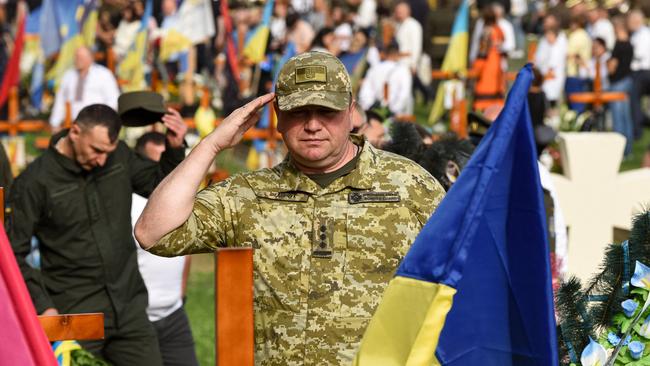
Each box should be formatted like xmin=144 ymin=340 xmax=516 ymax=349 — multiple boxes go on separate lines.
xmin=149 ymin=135 xmax=444 ymax=365
xmin=149 ymin=52 xmax=445 ymax=365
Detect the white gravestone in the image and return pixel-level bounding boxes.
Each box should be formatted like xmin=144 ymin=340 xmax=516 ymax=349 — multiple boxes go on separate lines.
xmin=551 ymin=132 xmax=650 ymax=281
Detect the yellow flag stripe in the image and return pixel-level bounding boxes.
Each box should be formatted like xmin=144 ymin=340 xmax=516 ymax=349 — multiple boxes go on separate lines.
xmin=354 ymin=277 xmax=456 ymax=366
xmin=428 ymin=32 xmax=468 ymax=125
xmin=242 ymin=27 xmax=270 ymax=64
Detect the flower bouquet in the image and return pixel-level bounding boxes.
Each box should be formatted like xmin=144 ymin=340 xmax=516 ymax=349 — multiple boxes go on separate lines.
xmin=557 ymin=212 xmax=650 ymax=366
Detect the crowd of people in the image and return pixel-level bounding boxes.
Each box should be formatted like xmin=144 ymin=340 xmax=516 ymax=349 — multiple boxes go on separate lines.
xmin=0 ymin=1 xmax=649 ymax=154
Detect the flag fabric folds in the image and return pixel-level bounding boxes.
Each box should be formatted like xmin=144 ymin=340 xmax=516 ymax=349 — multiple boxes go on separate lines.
xmin=0 ymin=2 xmax=26 ymax=108
xmin=354 ymin=64 xmax=558 ymax=366
xmin=45 ymin=0 xmax=97 ymax=87
xmin=39 ymin=0 xmax=63 ymax=58
xmin=242 ymin=0 xmax=274 ymax=64
xmin=428 ymin=0 xmax=469 ymax=125
xmin=220 ymin=0 xmax=241 ymax=85
xmin=0 ymin=223 xmax=57 ymax=365
xmin=118 ymin=0 xmax=152 ymax=91
xmin=177 ymin=0 xmax=216 ymax=44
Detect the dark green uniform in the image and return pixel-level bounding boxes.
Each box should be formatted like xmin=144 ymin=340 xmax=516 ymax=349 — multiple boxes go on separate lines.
xmin=0 ymin=142 xmax=12 ymax=190
xmin=5 ymin=130 xmax=184 ymax=366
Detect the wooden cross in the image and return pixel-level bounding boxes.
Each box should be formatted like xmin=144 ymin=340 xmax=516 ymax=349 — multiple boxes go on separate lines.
xmin=1 ymin=187 xmax=104 ymax=341
xmin=567 ymin=59 xmax=627 ymax=130
xmin=551 ymin=132 xmax=650 ymax=280
xmin=0 ymin=87 xmax=49 ymax=136
xmin=215 ymin=248 xmax=254 ymax=366
xmin=430 ymin=70 xmax=476 ymax=138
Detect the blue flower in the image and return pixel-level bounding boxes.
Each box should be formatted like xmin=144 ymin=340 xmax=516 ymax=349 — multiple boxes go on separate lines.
xmin=608 ymin=332 xmax=621 ymax=346
xmin=581 ymin=337 xmax=607 ymax=366
xmin=629 ymin=340 xmax=645 ymax=360
xmin=622 ymin=299 xmax=639 ymax=317
xmin=631 ymin=261 xmax=650 ymax=289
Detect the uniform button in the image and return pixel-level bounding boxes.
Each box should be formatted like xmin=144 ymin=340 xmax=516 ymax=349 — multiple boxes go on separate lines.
xmin=320 ymin=225 xmax=326 ymax=232
xmin=320 ymin=242 xmax=326 ymax=248
xmin=320 ymin=234 xmax=326 ymax=240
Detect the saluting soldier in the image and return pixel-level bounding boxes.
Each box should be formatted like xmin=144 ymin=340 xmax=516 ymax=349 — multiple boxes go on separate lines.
xmin=136 ymin=51 xmax=445 ymax=365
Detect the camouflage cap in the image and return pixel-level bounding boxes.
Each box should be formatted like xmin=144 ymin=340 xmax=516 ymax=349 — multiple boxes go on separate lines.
xmin=275 ymin=51 xmax=351 ymax=111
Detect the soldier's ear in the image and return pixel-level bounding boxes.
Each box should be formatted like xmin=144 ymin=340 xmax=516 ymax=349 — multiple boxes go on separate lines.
xmin=69 ymin=123 xmax=82 ymax=141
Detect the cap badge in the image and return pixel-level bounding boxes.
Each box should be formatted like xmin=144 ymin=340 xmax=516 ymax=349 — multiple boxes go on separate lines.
xmin=296 ymin=65 xmax=327 ymax=84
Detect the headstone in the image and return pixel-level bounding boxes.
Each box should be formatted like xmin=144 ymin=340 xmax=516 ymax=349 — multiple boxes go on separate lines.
xmin=551 ymin=132 xmax=650 ymax=280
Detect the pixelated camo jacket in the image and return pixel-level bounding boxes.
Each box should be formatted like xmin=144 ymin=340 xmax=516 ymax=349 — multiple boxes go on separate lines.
xmin=149 ymin=135 xmax=445 ymax=365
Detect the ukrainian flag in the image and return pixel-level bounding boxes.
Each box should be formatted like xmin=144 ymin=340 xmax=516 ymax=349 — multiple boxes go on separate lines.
xmin=242 ymin=0 xmax=274 ymax=64
xmin=45 ymin=0 xmax=97 ymax=88
xmin=355 ymin=65 xmax=558 ymax=365
xmin=428 ymin=0 xmax=468 ymax=125
xmin=118 ymin=0 xmax=152 ymax=91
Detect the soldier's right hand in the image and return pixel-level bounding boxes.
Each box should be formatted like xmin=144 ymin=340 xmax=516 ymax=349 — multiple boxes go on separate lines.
xmin=207 ymin=93 xmax=275 ymax=152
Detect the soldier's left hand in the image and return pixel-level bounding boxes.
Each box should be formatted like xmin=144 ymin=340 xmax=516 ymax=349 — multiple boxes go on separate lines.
xmin=162 ymin=108 xmax=188 ymax=148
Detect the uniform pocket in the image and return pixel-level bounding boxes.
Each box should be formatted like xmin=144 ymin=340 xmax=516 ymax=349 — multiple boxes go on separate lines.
xmin=244 ymin=198 xmax=308 ymax=313
xmin=339 ymin=205 xmax=418 ymax=318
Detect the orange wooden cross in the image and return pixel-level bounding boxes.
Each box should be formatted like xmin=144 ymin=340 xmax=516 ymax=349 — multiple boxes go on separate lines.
xmin=568 ymin=59 xmax=626 ymax=108
xmin=430 ymin=70 xmax=477 ymax=138
xmin=0 ymin=87 xmax=49 ymax=136
xmin=215 ymin=248 xmax=254 ymax=366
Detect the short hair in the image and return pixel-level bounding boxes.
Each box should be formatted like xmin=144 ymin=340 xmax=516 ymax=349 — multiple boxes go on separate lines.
xmin=594 ymin=37 xmax=607 ymax=49
xmin=135 ymin=131 xmax=166 ymax=155
xmin=75 ymin=104 xmax=122 ymax=143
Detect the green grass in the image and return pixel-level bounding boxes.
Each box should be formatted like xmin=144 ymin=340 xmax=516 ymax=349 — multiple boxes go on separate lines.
xmin=185 ymin=255 xmax=215 ymax=366
xmin=620 ymin=129 xmax=650 ymax=172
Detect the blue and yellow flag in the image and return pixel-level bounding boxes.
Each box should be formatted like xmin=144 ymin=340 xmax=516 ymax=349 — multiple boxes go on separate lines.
xmin=355 ymin=65 xmax=558 ymax=365
xmin=242 ymin=0 xmax=274 ymax=64
xmin=118 ymin=0 xmax=152 ymax=91
xmin=428 ymin=0 xmax=468 ymax=125
xmin=45 ymin=0 xmax=97 ymax=87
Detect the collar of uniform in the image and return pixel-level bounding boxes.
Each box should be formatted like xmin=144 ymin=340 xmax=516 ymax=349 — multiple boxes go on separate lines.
xmin=49 ymin=129 xmax=83 ymax=174
xmin=334 ymin=134 xmax=376 ymax=191
xmin=276 ymin=134 xmax=375 ymax=194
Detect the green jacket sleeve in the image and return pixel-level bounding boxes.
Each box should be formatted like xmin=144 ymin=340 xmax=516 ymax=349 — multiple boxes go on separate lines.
xmin=129 ymin=141 xmax=185 ymax=198
xmin=5 ymin=175 xmax=55 ymax=313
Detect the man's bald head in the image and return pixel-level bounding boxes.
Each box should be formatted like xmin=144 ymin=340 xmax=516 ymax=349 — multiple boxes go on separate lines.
xmin=394 ymin=2 xmax=411 ymax=22
xmin=628 ymin=10 xmax=646 ymax=32
xmin=74 ymin=46 xmax=93 ymax=74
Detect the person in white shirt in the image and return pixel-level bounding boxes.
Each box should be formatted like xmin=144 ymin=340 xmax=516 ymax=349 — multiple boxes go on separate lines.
xmin=112 ymin=3 xmax=141 ymax=61
xmin=587 ymin=6 xmax=615 ymax=50
xmin=358 ymin=42 xmax=413 ymax=115
xmin=534 ymin=14 xmax=568 ymax=106
xmin=49 ymin=47 xmax=120 ymax=129
xmin=393 ymin=1 xmax=421 ymax=74
xmin=354 ymin=0 xmax=377 ymax=30
xmin=131 ymin=132 xmax=198 ymax=366
xmin=628 ymin=9 xmax=650 ymax=138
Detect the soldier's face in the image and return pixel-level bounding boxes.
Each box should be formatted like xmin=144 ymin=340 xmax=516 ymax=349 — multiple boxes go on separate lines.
xmin=69 ymin=124 xmax=118 ymax=170
xmin=277 ymin=104 xmax=353 ymax=171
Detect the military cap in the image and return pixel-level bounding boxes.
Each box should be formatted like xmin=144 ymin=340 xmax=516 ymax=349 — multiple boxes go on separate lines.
xmin=275 ymin=51 xmax=351 ymax=111
xmin=118 ymin=91 xmax=167 ymax=127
